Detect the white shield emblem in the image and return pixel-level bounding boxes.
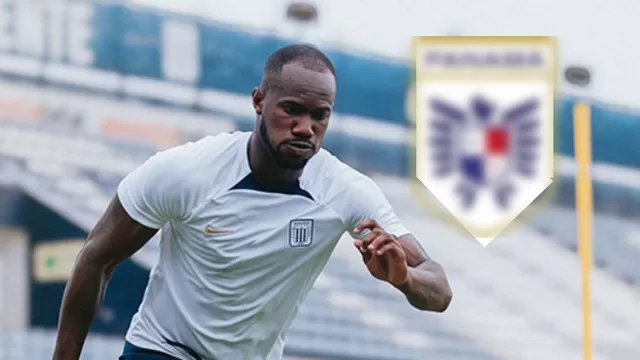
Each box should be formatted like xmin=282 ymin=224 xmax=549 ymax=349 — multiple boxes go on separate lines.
xmin=289 ymin=219 xmax=314 ymax=247
xmin=413 ymin=36 xmax=555 ymax=246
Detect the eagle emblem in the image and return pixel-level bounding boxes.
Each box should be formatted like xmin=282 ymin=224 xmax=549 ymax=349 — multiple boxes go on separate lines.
xmin=429 ymin=95 xmax=540 ymax=210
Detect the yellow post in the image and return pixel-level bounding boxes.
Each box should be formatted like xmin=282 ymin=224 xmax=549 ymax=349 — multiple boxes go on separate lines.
xmin=573 ymin=102 xmax=593 ymax=360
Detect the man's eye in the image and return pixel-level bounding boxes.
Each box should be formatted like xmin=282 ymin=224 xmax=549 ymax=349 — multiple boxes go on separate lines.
xmin=283 ymin=106 xmax=294 ymax=114
xmin=312 ymin=110 xmax=330 ymax=121
xmin=282 ymin=103 xmax=305 ymax=115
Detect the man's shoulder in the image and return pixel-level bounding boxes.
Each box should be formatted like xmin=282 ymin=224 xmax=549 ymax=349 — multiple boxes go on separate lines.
xmin=138 ymin=131 xmax=249 ymax=189
xmin=161 ymin=131 xmax=248 ymax=168
xmin=306 ymin=149 xmax=388 ymax=227
xmin=181 ymin=131 xmax=248 ymax=158
xmin=307 ymin=149 xmax=377 ymax=193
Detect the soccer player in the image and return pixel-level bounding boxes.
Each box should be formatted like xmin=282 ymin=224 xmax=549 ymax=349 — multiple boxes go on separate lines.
xmin=52 ymin=44 xmax=452 ymax=360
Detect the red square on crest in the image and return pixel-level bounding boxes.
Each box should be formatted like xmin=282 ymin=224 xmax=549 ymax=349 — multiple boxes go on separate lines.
xmin=486 ymin=128 xmax=509 ymax=154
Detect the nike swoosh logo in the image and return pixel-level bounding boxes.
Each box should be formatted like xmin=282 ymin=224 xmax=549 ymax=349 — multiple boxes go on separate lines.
xmin=203 ymin=225 xmax=229 ymax=235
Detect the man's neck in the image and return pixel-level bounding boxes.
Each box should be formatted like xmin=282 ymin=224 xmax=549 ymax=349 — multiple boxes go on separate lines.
xmin=247 ymin=133 xmax=303 ymax=186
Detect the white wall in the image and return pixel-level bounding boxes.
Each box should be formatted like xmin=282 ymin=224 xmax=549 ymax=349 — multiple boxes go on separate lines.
xmin=134 ymin=0 xmax=640 ymax=108
xmin=0 ymin=227 xmax=29 ymax=330
xmin=0 ymin=81 xmax=236 ymax=147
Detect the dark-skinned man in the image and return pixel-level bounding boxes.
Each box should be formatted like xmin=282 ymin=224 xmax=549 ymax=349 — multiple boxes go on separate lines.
xmin=53 ymin=44 xmax=452 ymax=360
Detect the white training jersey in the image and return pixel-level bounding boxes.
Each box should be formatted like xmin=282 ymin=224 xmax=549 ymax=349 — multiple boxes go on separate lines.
xmin=117 ymin=131 xmax=410 ymax=360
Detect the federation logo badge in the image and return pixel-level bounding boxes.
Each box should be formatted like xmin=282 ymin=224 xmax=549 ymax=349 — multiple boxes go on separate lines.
xmin=413 ymin=36 xmax=555 ymax=246
xmin=288 ymin=219 xmax=314 ymax=247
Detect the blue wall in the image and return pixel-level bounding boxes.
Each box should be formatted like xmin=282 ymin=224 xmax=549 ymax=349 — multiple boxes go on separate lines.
xmin=0 ymin=187 xmax=25 ymax=226
xmin=0 ymin=188 xmax=149 ymax=335
xmin=556 ymin=99 xmax=640 ymax=168
xmin=2 ymin=0 xmax=640 ymax=171
xmin=90 ymin=1 xmax=640 ymax=171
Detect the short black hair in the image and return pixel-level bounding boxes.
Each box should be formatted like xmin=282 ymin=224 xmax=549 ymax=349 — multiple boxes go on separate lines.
xmin=263 ymin=44 xmax=336 ymax=77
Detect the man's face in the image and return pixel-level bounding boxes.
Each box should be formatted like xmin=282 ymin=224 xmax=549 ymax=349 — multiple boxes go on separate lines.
xmin=252 ymin=62 xmax=336 ymax=170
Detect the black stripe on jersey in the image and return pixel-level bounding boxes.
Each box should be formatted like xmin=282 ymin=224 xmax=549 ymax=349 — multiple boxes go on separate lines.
xmin=230 ymin=173 xmax=314 ymax=201
xmin=162 ymin=337 xmax=204 ymax=360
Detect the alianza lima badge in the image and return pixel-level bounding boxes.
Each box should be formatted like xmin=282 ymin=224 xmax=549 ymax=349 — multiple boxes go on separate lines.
xmin=413 ymin=36 xmax=555 ymax=246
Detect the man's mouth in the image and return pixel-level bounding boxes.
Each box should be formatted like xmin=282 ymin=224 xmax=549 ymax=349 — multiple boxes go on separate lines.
xmin=286 ymin=141 xmax=314 ymax=151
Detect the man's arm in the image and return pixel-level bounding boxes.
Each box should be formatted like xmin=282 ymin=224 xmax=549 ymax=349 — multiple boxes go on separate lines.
xmin=52 ymin=138 xmax=211 ymax=359
xmin=345 ymin=174 xmax=451 ymax=312
xmin=353 ymin=220 xmax=452 ymax=313
xmin=393 ymin=234 xmax=452 ymax=312
xmin=52 ymin=196 xmax=157 ymax=360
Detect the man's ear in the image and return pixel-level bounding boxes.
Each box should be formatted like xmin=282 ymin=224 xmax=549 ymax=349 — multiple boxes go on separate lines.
xmin=252 ymin=88 xmax=264 ymax=115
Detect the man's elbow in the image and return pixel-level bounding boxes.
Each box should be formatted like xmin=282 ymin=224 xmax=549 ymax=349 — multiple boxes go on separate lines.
xmin=422 ymin=264 xmax=453 ymax=312
xmin=412 ymin=285 xmax=451 ymax=313
xmin=406 ymin=280 xmax=452 ymax=312
xmin=430 ymin=283 xmax=452 ymax=312
xmin=73 ymin=241 xmax=116 ymax=278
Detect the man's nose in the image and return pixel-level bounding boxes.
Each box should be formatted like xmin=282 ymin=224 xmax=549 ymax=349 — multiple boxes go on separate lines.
xmin=291 ymin=117 xmax=314 ymax=138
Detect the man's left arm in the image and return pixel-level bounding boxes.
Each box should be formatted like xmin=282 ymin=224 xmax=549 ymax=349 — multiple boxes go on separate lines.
xmin=353 ymin=220 xmax=452 ymax=312
xmin=393 ymin=233 xmax=452 ymax=312
xmin=346 ymin=175 xmax=452 ymax=312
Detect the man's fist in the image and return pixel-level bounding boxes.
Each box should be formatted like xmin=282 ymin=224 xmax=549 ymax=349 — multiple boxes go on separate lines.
xmin=352 ymin=219 xmax=410 ymax=286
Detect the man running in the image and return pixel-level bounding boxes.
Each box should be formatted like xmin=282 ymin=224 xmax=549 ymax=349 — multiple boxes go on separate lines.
xmin=53 ymin=44 xmax=452 ymax=360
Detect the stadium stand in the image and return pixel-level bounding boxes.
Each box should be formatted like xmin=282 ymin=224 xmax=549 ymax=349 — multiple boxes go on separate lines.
xmin=1 ymin=1 xmax=640 ymax=359
xmin=531 ymin=207 xmax=640 ymax=286
xmin=2 ymin=107 xmax=640 ymax=360
xmin=0 ymin=123 xmax=500 ymax=360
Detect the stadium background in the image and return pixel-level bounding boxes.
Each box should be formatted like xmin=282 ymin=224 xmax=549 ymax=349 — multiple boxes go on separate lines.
xmin=0 ymin=0 xmax=639 ymax=359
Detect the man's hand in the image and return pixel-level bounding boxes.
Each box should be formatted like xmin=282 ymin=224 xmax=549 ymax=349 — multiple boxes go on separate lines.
xmin=352 ymin=219 xmax=410 ymax=286
xmin=352 ymin=219 xmax=452 ymax=312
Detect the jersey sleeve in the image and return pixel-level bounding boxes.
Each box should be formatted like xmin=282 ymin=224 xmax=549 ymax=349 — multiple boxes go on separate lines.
xmin=117 ymin=143 xmax=198 ymax=229
xmin=345 ymin=175 xmax=411 ymax=239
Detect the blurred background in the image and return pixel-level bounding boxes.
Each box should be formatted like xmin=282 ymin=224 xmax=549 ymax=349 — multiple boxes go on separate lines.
xmin=0 ymin=0 xmax=639 ymax=359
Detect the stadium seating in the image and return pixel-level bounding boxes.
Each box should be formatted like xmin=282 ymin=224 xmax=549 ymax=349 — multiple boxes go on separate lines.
xmin=530 ymin=207 xmax=640 ymax=286
xmin=1 ymin=3 xmax=640 ymax=356
xmin=0 ymin=122 xmax=498 ymax=360
xmin=2 ymin=122 xmax=640 ymax=360
xmin=380 ymin=178 xmax=640 ymax=360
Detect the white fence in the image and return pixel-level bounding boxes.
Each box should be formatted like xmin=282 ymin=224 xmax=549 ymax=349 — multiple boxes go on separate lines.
xmin=0 ymin=330 xmax=123 ymax=360
xmin=0 ymin=330 xmax=319 ymax=360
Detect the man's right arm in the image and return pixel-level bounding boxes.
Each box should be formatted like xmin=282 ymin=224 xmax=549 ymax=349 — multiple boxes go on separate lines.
xmin=52 ymin=140 xmax=201 ymax=360
xmin=52 ymin=196 xmax=158 ymax=360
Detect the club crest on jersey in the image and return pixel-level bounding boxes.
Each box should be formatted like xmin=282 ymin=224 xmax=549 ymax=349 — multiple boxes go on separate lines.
xmin=413 ymin=36 xmax=555 ymax=245
xmin=430 ymin=95 xmax=539 ymax=209
xmin=288 ymin=219 xmax=314 ymax=247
